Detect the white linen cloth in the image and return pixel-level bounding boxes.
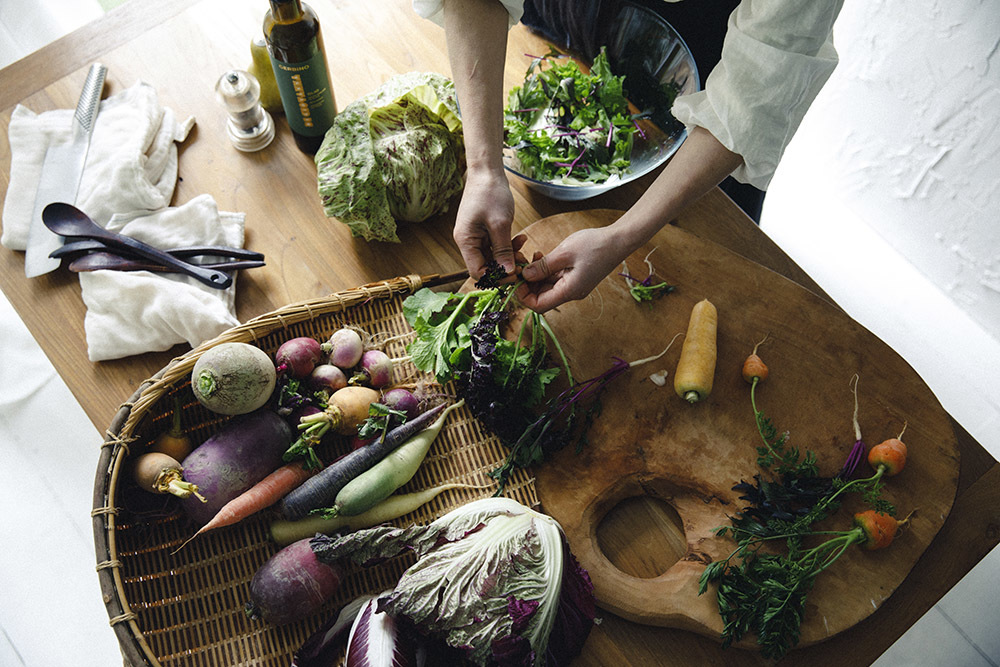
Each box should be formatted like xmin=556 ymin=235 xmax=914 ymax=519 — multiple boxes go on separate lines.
xmin=79 ymin=195 xmax=243 ymax=362
xmin=2 ymin=82 xmax=193 ymax=247
xmin=2 ymin=81 xmax=245 ymax=361
xmin=412 ymin=0 xmax=843 ymax=190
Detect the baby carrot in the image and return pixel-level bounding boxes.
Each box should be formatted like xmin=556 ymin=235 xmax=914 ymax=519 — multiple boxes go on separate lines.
xmin=674 ymin=299 xmax=718 ymax=403
xmin=868 ymin=423 xmax=908 ymax=477
xmin=854 ymin=508 xmax=914 ymax=550
xmin=741 ymin=334 xmax=769 ymax=384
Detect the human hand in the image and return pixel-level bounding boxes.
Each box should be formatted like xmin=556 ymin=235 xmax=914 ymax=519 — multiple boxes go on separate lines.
xmin=453 ymin=168 xmax=516 ymax=279
xmin=516 ymin=226 xmax=625 ymax=313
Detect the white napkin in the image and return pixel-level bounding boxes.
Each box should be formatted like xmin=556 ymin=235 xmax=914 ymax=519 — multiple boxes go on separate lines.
xmin=2 ymin=81 xmax=194 ymax=248
xmin=3 ymin=81 xmax=248 ymax=362
xmin=80 ymin=195 xmax=243 ymax=362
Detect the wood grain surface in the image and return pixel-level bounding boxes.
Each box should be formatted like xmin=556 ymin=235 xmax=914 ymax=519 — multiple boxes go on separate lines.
xmin=528 ymin=210 xmax=959 ymax=647
xmin=1 ymin=1 xmax=998 ymax=665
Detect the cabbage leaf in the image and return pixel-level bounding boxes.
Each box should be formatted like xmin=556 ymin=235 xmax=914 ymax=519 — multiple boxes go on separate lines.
xmin=311 ymin=497 xmax=596 ymax=666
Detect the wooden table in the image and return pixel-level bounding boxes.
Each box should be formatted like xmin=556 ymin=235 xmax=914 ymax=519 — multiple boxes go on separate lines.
xmin=1 ymin=1 xmax=997 ymax=665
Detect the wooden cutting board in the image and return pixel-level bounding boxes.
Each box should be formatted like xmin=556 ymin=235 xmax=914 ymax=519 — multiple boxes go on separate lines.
xmin=525 ymin=210 xmax=960 ymax=649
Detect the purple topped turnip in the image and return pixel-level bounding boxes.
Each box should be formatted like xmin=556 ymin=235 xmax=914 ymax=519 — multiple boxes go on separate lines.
xmin=323 ymin=328 xmax=364 ymax=370
xmin=191 ymin=342 xmax=277 ymax=416
xmin=380 ymin=387 xmax=419 ymax=420
xmin=276 ymin=337 xmax=325 ymax=379
xmin=351 ymin=349 xmax=395 ymax=389
xmin=309 ymin=364 xmax=349 ymax=397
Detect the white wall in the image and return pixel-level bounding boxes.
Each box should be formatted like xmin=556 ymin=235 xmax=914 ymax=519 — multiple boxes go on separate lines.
xmin=761 ymin=0 xmax=1000 ymax=457
xmin=0 ymin=0 xmax=102 ymax=68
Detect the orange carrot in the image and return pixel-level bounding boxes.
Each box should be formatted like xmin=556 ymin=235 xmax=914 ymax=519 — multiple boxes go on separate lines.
xmin=173 ymin=461 xmax=316 ymax=553
xmin=868 ymin=423 xmax=908 ymax=477
xmin=741 ymin=334 xmax=769 ymax=383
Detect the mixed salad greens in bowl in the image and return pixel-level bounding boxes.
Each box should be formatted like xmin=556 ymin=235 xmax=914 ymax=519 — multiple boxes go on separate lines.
xmin=503 ymin=4 xmax=699 ymax=200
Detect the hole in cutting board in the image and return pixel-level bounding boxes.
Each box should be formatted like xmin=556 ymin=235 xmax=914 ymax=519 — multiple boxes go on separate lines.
xmin=595 ymin=496 xmax=687 ymax=578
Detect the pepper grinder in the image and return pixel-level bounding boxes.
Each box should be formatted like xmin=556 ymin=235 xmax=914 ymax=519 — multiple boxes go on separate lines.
xmin=215 ymin=69 xmax=275 ymax=152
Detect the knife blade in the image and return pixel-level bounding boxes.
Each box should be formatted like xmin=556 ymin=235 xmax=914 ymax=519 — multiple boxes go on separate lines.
xmin=24 ymin=62 xmax=108 ymax=278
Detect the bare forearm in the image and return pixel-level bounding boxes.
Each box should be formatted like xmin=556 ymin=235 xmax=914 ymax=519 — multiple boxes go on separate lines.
xmin=443 ymin=0 xmax=509 ymax=174
xmin=612 ymin=126 xmax=744 ymax=252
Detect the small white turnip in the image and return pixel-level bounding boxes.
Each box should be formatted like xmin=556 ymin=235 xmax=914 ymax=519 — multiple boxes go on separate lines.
xmin=353 ymin=349 xmax=394 ymax=389
xmin=324 ymin=328 xmax=364 ymax=370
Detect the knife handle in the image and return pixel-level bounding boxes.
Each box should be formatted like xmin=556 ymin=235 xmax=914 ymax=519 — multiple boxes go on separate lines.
xmin=74 ymin=63 xmax=108 ymax=134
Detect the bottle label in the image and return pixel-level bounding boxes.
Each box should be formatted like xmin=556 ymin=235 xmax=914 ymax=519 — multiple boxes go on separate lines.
xmin=270 ymin=51 xmax=337 ymax=138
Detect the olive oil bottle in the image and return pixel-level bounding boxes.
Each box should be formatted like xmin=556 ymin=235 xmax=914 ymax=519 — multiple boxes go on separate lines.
xmin=263 ymin=0 xmax=337 ymax=154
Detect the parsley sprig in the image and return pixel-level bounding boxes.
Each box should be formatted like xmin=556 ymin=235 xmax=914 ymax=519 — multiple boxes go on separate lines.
xmin=700 ymin=364 xmax=901 ymax=658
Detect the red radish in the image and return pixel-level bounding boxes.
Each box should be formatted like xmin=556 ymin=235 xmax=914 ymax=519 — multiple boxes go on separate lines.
xmin=345 ymin=594 xmax=418 ymax=666
xmin=174 ymin=461 xmax=316 ymax=552
xmin=132 ymin=452 xmax=205 ymax=502
xmin=380 ymin=387 xmax=419 ymax=419
xmin=324 ymin=328 xmax=364 ymax=370
xmin=245 ymin=538 xmax=344 ymax=625
xmin=179 ymin=410 xmax=293 ymax=526
xmin=868 ymin=423 xmax=908 ymax=477
xmin=279 ymin=402 xmax=448 ymax=520
xmin=276 ymin=337 xmax=325 ymax=378
xmin=192 ymin=342 xmax=277 ymax=415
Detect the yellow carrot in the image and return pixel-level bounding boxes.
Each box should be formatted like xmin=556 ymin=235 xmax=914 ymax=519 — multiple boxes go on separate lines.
xmin=674 ymin=299 xmax=718 ymax=404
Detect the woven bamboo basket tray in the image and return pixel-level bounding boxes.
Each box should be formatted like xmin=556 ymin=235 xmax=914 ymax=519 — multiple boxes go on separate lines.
xmin=92 ymin=273 xmax=539 ymax=667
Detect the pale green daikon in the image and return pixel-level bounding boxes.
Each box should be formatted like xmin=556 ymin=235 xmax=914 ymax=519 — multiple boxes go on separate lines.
xmin=269 ymin=482 xmax=485 ymax=546
xmin=328 ymin=399 xmax=465 ymax=517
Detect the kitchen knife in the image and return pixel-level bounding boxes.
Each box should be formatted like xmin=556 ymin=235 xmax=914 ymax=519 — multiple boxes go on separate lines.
xmin=24 ymin=62 xmax=108 ymax=277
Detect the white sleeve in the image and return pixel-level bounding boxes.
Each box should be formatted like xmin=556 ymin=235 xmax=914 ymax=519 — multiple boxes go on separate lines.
xmin=671 ymin=0 xmax=844 ymax=190
xmin=413 ymin=0 xmax=525 ymax=29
